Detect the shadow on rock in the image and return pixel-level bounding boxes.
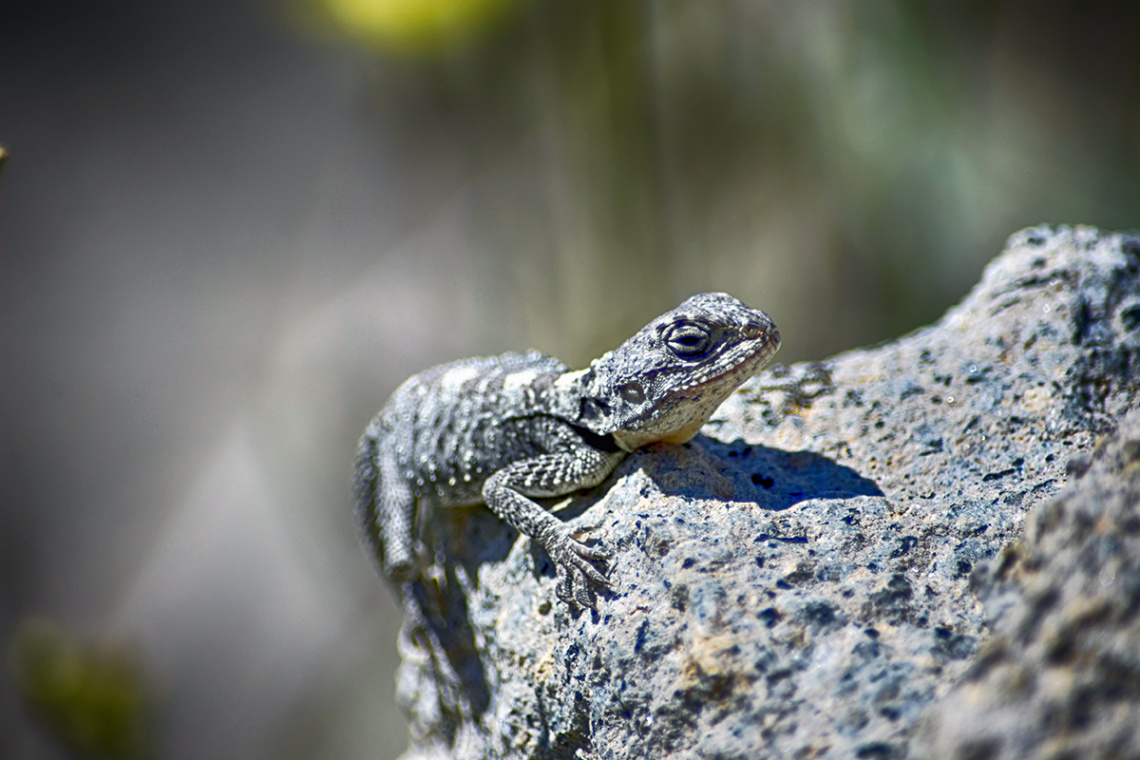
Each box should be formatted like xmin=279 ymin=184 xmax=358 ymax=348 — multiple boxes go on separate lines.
xmin=397 ymin=507 xmax=519 ymax=731
xmin=674 ymin=436 xmax=883 ymax=510
xmin=396 ymin=433 xmax=883 ymax=732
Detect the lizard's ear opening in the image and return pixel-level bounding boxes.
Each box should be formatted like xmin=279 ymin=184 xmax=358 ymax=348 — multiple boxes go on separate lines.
xmin=619 ymin=381 xmax=646 ymax=404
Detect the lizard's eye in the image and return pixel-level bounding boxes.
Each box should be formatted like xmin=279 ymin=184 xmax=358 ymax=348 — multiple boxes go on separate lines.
xmin=620 ymin=381 xmax=645 ymax=404
xmin=666 ymin=323 xmax=712 ymax=359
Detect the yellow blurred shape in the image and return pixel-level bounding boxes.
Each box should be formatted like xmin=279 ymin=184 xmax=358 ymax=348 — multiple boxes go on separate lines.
xmin=321 ymin=0 xmax=519 ymax=55
xmin=9 ymin=616 xmax=153 ymax=760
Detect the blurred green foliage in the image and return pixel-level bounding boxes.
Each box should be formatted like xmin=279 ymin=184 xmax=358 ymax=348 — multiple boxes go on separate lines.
xmin=302 ymin=0 xmax=1140 ymax=364
xmin=8 ymin=617 xmax=154 ymax=760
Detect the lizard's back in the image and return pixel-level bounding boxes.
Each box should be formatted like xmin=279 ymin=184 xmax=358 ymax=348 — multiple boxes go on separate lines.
xmin=356 ymin=350 xmax=570 ymax=517
xmin=355 ymin=350 xmax=572 ymax=580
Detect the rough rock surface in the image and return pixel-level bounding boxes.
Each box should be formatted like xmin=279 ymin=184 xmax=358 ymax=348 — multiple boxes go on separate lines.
xmin=914 ymin=405 xmax=1140 ymax=760
xmin=393 ymin=225 xmax=1140 ymax=760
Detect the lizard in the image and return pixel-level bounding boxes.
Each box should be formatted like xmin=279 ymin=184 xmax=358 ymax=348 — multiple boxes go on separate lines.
xmin=354 ymin=292 xmax=781 ymax=608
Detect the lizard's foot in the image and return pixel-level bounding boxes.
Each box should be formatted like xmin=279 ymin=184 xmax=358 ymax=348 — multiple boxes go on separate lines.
xmin=544 ymin=529 xmax=610 ymax=608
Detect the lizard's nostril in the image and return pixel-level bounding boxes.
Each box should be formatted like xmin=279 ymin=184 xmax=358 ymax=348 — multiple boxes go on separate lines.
xmin=747 ymin=322 xmax=775 ymax=340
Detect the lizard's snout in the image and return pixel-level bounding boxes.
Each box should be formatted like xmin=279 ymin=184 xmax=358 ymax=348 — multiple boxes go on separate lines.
xmin=746 ymin=317 xmax=780 ymax=348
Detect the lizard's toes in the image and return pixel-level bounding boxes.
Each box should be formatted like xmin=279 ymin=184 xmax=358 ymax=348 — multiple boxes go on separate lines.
xmin=574 ymin=580 xmax=596 ymax=610
xmin=571 ymin=555 xmax=609 ymax=587
xmin=573 ymin=541 xmax=612 ymax=561
xmin=555 ymin=567 xmax=575 ymax=605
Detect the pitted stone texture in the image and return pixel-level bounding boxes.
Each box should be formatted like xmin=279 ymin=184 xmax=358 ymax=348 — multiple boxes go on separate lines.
xmin=395 ymin=226 xmax=1140 ymax=760
xmin=914 ymin=405 xmax=1140 ymax=760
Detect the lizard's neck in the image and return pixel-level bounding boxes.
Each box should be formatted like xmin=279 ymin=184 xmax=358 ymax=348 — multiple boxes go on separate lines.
xmin=548 ymin=368 xmax=591 ymax=420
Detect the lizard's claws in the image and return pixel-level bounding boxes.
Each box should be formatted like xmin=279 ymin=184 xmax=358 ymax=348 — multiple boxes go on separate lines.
xmin=549 ymin=531 xmax=610 ymax=608
xmin=571 ymin=538 xmax=612 ymax=561
xmin=574 ymin=578 xmax=595 ymax=610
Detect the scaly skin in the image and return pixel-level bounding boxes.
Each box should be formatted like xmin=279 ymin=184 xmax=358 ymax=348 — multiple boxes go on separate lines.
xmin=355 ymin=292 xmax=780 ymax=608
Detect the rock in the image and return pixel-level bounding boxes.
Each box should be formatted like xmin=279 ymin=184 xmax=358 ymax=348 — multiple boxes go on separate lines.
xmin=913 ymin=404 xmax=1140 ymax=759
xmin=392 ymin=225 xmax=1140 ymax=760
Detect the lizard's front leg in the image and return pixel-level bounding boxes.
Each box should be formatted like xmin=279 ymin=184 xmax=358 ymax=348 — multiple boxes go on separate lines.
xmin=355 ymin=422 xmax=418 ymax=584
xmin=482 ymin=447 xmax=623 ymax=608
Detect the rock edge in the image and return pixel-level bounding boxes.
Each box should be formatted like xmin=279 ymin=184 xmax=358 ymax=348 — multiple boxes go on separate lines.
xmin=394 ymin=225 xmax=1140 ymax=760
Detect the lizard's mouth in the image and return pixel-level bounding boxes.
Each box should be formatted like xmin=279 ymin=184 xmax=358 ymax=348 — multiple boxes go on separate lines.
xmin=678 ymin=327 xmax=781 ymax=397
xmin=622 ymin=328 xmax=781 ymax=440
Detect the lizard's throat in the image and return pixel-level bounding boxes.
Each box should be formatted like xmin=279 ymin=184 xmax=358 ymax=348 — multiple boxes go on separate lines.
xmin=611 ymin=339 xmax=779 ymax=451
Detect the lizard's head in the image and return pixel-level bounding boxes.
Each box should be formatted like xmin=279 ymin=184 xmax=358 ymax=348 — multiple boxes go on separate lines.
xmin=576 ymin=292 xmax=780 ymax=451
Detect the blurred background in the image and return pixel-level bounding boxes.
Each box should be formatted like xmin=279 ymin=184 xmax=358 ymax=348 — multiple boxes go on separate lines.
xmin=1 ymin=0 xmax=1138 ymax=758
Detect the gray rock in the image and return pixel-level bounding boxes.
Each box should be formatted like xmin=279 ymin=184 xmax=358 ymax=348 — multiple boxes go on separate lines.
xmin=392 ymin=225 xmax=1140 ymax=760
xmin=914 ymin=401 xmax=1140 ymax=759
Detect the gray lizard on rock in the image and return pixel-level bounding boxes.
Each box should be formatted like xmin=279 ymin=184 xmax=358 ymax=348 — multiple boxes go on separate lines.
xmin=355 ymin=292 xmax=780 ymax=608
